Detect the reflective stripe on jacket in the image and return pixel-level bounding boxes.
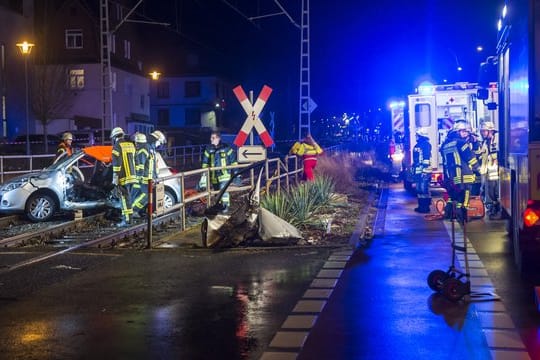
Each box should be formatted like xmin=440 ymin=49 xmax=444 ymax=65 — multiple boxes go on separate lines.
xmin=135 ymin=144 xmax=155 ymax=183
xmin=441 ymin=133 xmax=479 ymax=185
xmin=201 ymin=142 xmax=237 ymax=183
xmin=412 ymin=137 xmax=432 ymax=175
xmin=112 ymin=139 xmax=137 ymax=185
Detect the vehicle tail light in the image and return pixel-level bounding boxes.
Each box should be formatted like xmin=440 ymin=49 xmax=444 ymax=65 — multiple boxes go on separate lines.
xmin=523 ymin=208 xmax=540 ymax=227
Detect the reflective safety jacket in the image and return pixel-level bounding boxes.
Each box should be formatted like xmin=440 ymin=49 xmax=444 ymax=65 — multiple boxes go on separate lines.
xmin=201 ymin=142 xmax=237 ymax=184
xmin=412 ymin=137 xmax=432 ymax=175
xmin=441 ymin=132 xmax=479 ymax=185
xmin=112 ymin=139 xmax=137 ymax=185
xmin=135 ymin=143 xmax=155 ymax=184
xmin=56 ymin=142 xmax=72 ymax=159
xmin=480 ymin=136 xmax=499 ymax=180
xmin=289 ymin=141 xmax=323 ymax=161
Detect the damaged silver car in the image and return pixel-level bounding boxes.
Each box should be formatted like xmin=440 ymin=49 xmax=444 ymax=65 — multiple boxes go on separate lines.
xmin=0 ymin=146 xmax=181 ymax=222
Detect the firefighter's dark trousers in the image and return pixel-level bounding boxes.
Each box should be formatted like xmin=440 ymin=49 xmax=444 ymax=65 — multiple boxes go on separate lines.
xmin=118 ymin=183 xmax=135 ymax=223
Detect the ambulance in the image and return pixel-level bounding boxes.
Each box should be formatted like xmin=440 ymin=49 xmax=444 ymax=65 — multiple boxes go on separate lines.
xmin=403 ymin=82 xmax=498 ymax=190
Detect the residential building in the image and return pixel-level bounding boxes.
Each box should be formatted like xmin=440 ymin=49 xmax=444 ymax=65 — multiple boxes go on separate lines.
xmin=0 ymin=0 xmax=34 ymax=139
xmin=33 ymin=0 xmax=152 ymax=138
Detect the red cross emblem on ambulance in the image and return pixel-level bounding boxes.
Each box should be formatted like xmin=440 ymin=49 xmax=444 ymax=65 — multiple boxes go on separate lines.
xmin=233 ymin=85 xmax=274 ymax=147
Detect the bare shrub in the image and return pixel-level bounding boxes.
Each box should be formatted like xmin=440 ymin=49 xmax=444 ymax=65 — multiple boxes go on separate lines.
xmin=315 ymin=153 xmax=356 ymax=193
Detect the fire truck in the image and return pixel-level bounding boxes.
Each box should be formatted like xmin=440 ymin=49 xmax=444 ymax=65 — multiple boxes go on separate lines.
xmin=402 ymin=82 xmax=499 ymax=190
xmin=496 ymin=0 xmax=540 ymax=272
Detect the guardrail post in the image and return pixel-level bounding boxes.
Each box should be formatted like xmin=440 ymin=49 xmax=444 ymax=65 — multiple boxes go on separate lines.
xmin=146 ymin=179 xmax=153 ymax=249
xmin=285 ymin=156 xmax=290 ymax=191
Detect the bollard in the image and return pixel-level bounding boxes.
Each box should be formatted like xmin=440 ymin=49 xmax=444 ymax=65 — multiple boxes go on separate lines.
xmin=146 ymin=179 xmax=153 ymax=249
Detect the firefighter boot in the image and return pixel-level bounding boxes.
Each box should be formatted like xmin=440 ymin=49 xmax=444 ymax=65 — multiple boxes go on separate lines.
xmin=414 ymin=198 xmax=431 ymax=213
xmin=456 ymin=207 xmax=468 ymax=224
xmin=443 ymin=202 xmax=453 ymax=220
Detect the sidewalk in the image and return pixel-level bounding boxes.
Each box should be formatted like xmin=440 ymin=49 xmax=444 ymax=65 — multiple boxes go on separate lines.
xmin=291 ymin=183 xmax=531 ymax=359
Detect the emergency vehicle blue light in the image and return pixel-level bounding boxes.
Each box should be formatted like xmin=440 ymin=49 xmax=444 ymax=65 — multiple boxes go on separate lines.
xmin=497 ymin=18 xmax=502 ymax=31
xmin=418 ymin=82 xmax=434 ymax=95
xmin=502 ymin=5 xmax=507 ymax=19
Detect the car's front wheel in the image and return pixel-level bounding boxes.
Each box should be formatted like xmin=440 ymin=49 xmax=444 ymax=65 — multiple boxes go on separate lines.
xmin=163 ymin=189 xmax=176 ymax=209
xmin=26 ymin=193 xmax=56 ymax=222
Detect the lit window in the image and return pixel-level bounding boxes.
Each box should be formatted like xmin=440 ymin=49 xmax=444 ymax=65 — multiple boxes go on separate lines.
xmin=69 ymin=69 xmax=85 ymax=89
xmin=65 ymin=29 xmax=83 ymax=49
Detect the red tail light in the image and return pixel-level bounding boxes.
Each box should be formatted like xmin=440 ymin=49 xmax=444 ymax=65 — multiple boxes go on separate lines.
xmin=523 ymin=208 xmax=540 ymax=227
xmin=169 ymin=167 xmax=179 ymax=174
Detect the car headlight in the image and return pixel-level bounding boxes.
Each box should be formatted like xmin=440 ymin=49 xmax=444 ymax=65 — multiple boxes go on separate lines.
xmin=1 ymin=178 xmax=29 ymax=191
xmin=391 ymin=152 xmax=404 ymax=161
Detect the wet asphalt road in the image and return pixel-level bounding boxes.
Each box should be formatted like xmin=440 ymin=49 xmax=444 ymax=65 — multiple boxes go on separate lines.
xmin=0 ymin=246 xmax=334 ymax=359
xmin=2 ymin=184 xmax=540 ymax=359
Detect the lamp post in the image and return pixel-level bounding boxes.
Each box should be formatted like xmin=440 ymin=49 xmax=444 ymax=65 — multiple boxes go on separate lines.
xmin=16 ymin=41 xmax=34 ymax=155
xmin=148 ymin=71 xmax=161 ymax=128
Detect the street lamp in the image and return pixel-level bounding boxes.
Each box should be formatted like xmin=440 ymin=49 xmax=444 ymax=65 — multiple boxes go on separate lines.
xmin=149 ymin=70 xmax=161 ymax=81
xmin=16 ymin=41 xmax=34 ymax=155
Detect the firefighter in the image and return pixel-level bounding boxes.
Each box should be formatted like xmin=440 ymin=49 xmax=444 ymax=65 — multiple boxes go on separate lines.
xmin=55 ymin=132 xmax=73 ymax=162
xmin=199 ymin=131 xmax=237 ymax=212
xmin=479 ymin=121 xmax=500 ymax=218
xmin=469 ymin=130 xmax=483 ymax=196
xmin=440 ymin=121 xmax=480 ymax=222
xmin=131 ymin=133 xmax=154 ymax=218
xmin=289 ymin=134 xmax=323 ymax=181
xmin=110 ymin=127 xmax=137 ymax=227
xmin=412 ymin=128 xmax=432 ymax=213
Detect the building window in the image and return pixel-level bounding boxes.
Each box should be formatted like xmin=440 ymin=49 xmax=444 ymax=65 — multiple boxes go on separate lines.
xmin=157 ymin=109 xmax=170 ymax=126
xmin=185 ymin=81 xmax=201 ymax=98
xmin=124 ymin=40 xmax=131 ymax=59
xmin=65 ymin=29 xmax=83 ymax=49
xmin=185 ymin=108 xmax=200 ymax=126
xmin=157 ymin=81 xmax=169 ymax=98
xmin=140 ymin=94 xmax=145 ymax=110
xmin=69 ymin=69 xmax=85 ymax=89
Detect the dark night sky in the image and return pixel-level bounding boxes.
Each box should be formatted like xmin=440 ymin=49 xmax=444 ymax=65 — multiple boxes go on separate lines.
xmin=143 ymin=0 xmax=500 ymax=121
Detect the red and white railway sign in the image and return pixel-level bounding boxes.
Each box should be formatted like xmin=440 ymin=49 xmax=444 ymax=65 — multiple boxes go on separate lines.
xmin=233 ymin=85 xmax=274 ymax=148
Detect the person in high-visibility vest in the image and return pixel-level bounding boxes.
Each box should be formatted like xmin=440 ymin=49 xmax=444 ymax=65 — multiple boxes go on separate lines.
xmin=199 ymin=131 xmax=237 ymax=212
xmin=54 ymin=132 xmax=73 ymax=163
xmin=289 ymin=134 xmax=323 ymax=181
xmin=131 ymin=133 xmax=154 ymax=218
xmin=111 ymin=127 xmax=137 ymax=227
xmin=440 ymin=121 xmax=480 ymax=223
xmin=412 ymin=128 xmax=432 ymax=213
xmin=479 ymin=121 xmax=500 ymax=219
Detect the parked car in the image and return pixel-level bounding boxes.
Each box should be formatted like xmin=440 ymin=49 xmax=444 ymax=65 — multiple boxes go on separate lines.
xmin=0 ymin=145 xmax=182 ymax=222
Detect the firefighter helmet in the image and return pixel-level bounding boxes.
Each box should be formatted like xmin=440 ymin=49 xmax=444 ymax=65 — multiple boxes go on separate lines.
xmin=480 ymin=121 xmax=497 ymax=132
xmin=62 ymin=132 xmax=73 ymax=141
xmin=150 ymin=130 xmax=166 ymax=145
xmin=453 ymin=121 xmax=470 ymax=132
xmin=416 ymin=128 xmax=429 ymax=138
xmin=110 ymin=127 xmax=125 ymax=139
xmin=134 ymin=132 xmax=147 ymax=143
